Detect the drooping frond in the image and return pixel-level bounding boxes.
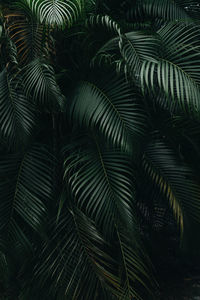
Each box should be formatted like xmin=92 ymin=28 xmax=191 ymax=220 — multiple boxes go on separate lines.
xmin=140 ymin=23 xmax=200 ymax=114
xmin=116 ymin=226 xmax=154 ymax=300
xmin=35 ymin=207 xmax=122 ymax=299
xmin=86 ymin=14 xmax=123 ymax=39
xmin=22 ymin=58 xmax=65 ymax=110
xmin=63 ymin=132 xmax=136 ymax=235
xmin=5 ymin=1 xmax=50 ymax=64
xmin=142 ymin=139 xmax=200 ymax=234
xmin=69 ymin=71 xmax=146 ymax=150
xmin=127 ymin=0 xmax=192 ymax=24
xmin=0 ymin=67 xmax=35 ymax=147
xmin=28 ymin=0 xmax=82 ymax=29
xmin=95 ymin=31 xmax=158 ymax=77
xmin=0 ymin=143 xmax=54 ymax=249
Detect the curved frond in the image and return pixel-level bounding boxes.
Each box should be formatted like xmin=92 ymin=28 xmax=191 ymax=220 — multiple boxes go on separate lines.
xmin=142 ymin=139 xmax=200 ymax=233
xmin=127 ymin=0 xmax=192 ymax=23
xmin=94 ymin=31 xmax=158 ymax=77
xmin=0 ymin=143 xmax=54 ymax=250
xmin=30 ymin=0 xmax=81 ymax=29
xmin=70 ymin=72 xmax=146 ymax=150
xmin=140 ymin=23 xmax=200 ymax=114
xmin=87 ymin=14 xmax=123 ymax=37
xmin=0 ymin=145 xmax=52 ymax=235
xmin=22 ymin=59 xmax=65 ymax=110
xmin=0 ymin=67 xmax=35 ymax=147
xmin=64 ymin=133 xmax=136 ymax=236
xmin=116 ymin=226 xmax=154 ymax=300
xmin=140 ymin=23 xmax=200 ymax=115
xmin=158 ymin=22 xmax=200 ymax=84
xmin=6 ymin=1 xmax=50 ymax=64
xmin=141 ymin=59 xmax=200 ymax=113
xmin=35 ymin=207 xmax=121 ymax=299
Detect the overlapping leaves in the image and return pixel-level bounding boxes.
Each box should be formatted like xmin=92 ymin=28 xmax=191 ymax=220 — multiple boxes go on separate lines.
xmin=69 ymin=71 xmax=147 ymax=150
xmin=22 ymin=58 xmax=65 ymax=110
xmin=140 ymin=23 xmax=200 ymax=114
xmin=0 ymin=144 xmax=53 ymax=246
xmin=0 ymin=67 xmax=35 ymax=147
xmin=142 ymin=138 xmax=200 ymax=233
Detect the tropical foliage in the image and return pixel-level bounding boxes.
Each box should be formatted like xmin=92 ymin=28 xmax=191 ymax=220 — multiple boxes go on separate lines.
xmin=1 ymin=0 xmax=200 ymax=299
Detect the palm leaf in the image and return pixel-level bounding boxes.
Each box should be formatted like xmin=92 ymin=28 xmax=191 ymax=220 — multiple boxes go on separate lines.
xmin=6 ymin=2 xmax=50 ymax=64
xmin=35 ymin=207 xmax=121 ymax=299
xmin=69 ymin=71 xmax=146 ymax=150
xmin=63 ymin=133 xmax=136 ymax=235
xmin=0 ymin=144 xmax=54 ymax=250
xmin=142 ymin=138 xmax=200 ymax=234
xmin=22 ymin=58 xmax=65 ymax=110
xmin=93 ymin=31 xmax=158 ymax=77
xmin=30 ymin=0 xmax=81 ymax=29
xmin=62 ymin=132 xmax=155 ymax=297
xmin=127 ymin=0 xmax=192 ymax=23
xmin=140 ymin=23 xmax=200 ymax=114
xmin=0 ymin=67 xmax=35 ymax=147
xmin=116 ymin=226 xmax=154 ymax=300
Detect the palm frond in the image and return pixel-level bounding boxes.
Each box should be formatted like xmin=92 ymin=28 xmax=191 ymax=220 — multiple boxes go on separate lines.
xmin=140 ymin=23 xmax=200 ymax=114
xmin=158 ymin=22 xmax=200 ymax=84
xmin=142 ymin=138 xmax=200 ymax=234
xmin=116 ymin=226 xmax=154 ymax=300
xmin=6 ymin=2 xmax=50 ymax=64
xmin=141 ymin=59 xmax=200 ymax=114
xmin=22 ymin=58 xmax=65 ymax=110
xmin=95 ymin=31 xmax=158 ymax=77
xmin=29 ymin=0 xmax=82 ymax=29
xmin=0 ymin=144 xmax=54 ymax=249
xmin=69 ymin=71 xmax=146 ymax=150
xmin=35 ymin=207 xmax=121 ymax=299
xmin=127 ymin=0 xmax=192 ymax=23
xmin=63 ymin=132 xmax=136 ymax=235
xmin=0 ymin=67 xmax=35 ymax=147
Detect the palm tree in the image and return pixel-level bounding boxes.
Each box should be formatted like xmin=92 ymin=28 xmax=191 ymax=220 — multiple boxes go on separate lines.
xmin=1 ymin=0 xmax=200 ymax=299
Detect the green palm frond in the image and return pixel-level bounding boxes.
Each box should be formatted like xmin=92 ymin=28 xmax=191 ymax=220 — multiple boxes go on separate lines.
xmin=64 ymin=133 xmax=136 ymax=235
xmin=142 ymin=139 xmax=200 ymax=234
xmin=116 ymin=226 xmax=154 ymax=300
xmin=29 ymin=0 xmax=82 ymax=29
xmin=87 ymin=14 xmax=122 ymax=37
xmin=158 ymin=22 xmax=200 ymax=84
xmin=127 ymin=0 xmax=192 ymax=23
xmin=121 ymin=32 xmax=158 ymax=77
xmin=35 ymin=207 xmax=122 ymax=299
xmin=22 ymin=58 xmax=65 ymax=110
xmin=6 ymin=2 xmax=50 ymax=64
xmin=0 ymin=143 xmax=54 ymax=256
xmin=140 ymin=23 xmax=200 ymax=114
xmin=0 ymin=67 xmax=35 ymax=147
xmin=95 ymin=31 xmax=158 ymax=77
xmin=69 ymin=71 xmax=146 ymax=150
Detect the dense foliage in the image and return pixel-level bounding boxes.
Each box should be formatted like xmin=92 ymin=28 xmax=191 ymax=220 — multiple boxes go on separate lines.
xmin=1 ymin=0 xmax=200 ymax=299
